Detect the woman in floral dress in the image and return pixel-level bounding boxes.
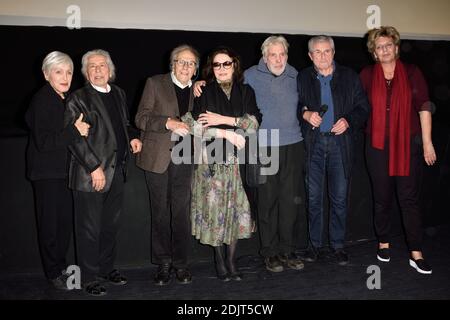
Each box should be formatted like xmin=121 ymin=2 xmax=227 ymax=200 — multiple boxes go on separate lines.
xmin=183 ymin=47 xmax=261 ymax=281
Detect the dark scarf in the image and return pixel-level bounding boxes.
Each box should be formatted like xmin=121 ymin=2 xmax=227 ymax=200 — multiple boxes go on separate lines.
xmin=370 ymin=60 xmax=412 ymax=176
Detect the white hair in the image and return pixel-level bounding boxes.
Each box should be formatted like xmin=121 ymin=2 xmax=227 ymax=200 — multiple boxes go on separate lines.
xmin=81 ymin=49 xmax=116 ymax=82
xmin=169 ymin=44 xmax=200 ymax=71
xmin=308 ymin=35 xmax=335 ymax=52
xmin=42 ymin=51 xmax=73 ymax=75
xmin=261 ymin=35 xmax=289 ymax=58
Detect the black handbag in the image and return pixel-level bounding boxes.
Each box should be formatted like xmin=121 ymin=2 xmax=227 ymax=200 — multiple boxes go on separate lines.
xmin=244 ymin=132 xmax=266 ymax=187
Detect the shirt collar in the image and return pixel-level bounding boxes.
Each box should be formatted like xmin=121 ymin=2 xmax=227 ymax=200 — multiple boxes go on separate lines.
xmin=90 ymin=83 xmax=111 ymax=93
xmin=314 ymin=61 xmax=335 ymax=78
xmin=171 ymin=72 xmax=192 ymax=89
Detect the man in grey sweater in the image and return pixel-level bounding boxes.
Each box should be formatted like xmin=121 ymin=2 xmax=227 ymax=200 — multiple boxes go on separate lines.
xmin=244 ymin=35 xmax=305 ymax=272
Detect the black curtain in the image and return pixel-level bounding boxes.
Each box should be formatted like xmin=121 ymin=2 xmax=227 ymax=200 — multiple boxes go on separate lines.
xmin=0 ymin=25 xmax=449 ymax=273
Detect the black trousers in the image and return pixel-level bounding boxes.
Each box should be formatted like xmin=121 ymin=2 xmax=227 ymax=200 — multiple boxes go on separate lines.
xmin=366 ymin=135 xmax=424 ymax=251
xmin=145 ymin=162 xmax=193 ymax=269
xmin=33 ymin=179 xmax=73 ymax=280
xmin=257 ymin=141 xmax=306 ymax=257
xmin=73 ymin=169 xmax=124 ymax=283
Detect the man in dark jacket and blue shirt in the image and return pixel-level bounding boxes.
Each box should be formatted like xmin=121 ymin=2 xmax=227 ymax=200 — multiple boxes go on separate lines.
xmin=299 ymin=35 xmax=370 ymax=265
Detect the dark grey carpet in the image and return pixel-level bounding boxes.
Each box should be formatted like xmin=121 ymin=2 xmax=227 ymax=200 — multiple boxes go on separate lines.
xmin=1 ymin=225 xmax=449 ymax=300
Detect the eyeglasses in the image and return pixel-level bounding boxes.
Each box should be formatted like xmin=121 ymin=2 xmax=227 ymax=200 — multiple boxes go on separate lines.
xmin=375 ymin=43 xmax=394 ymax=52
xmin=311 ymin=49 xmax=334 ymax=56
xmin=212 ymin=61 xmax=234 ymax=69
xmin=174 ymin=60 xmax=197 ymax=68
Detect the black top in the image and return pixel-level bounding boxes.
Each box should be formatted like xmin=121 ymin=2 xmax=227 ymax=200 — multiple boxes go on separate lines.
xmin=25 ymin=83 xmax=80 ymax=180
xmin=174 ymin=84 xmax=190 ymax=117
xmin=99 ymin=89 xmax=127 ymax=165
xmin=193 ymin=81 xmax=261 ymax=161
xmin=173 ymin=84 xmax=193 ymax=156
xmin=193 ymin=81 xmax=261 ymax=125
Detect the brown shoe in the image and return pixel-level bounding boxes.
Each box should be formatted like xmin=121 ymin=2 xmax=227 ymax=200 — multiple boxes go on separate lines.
xmin=98 ymin=269 xmax=128 ymax=285
xmin=279 ymin=253 xmax=304 ymax=270
xmin=154 ymin=263 xmax=172 ymax=286
xmin=175 ymin=268 xmax=192 ymax=284
xmin=265 ymin=256 xmax=284 ymax=272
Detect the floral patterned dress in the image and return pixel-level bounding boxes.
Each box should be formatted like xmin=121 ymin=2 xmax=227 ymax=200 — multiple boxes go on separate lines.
xmin=182 ymin=82 xmax=259 ymax=247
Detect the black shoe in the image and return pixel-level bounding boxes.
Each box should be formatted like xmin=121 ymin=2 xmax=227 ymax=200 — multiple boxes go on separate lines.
xmin=84 ymin=281 xmax=107 ymax=297
xmin=303 ymin=249 xmax=319 ymax=262
xmin=175 ymin=268 xmax=192 ymax=284
xmin=154 ymin=263 xmax=172 ymax=286
xmin=225 ymin=259 xmax=243 ymax=281
xmin=49 ymin=273 xmax=70 ymax=291
xmin=409 ymin=258 xmax=432 ymax=274
xmin=227 ymin=269 xmax=242 ymax=281
xmin=333 ymin=249 xmax=349 ymax=266
xmin=216 ymin=271 xmax=231 ymax=282
xmin=377 ymin=248 xmax=390 ymax=262
xmin=215 ymin=262 xmax=231 ymax=282
xmin=278 ymin=253 xmax=304 ymax=270
xmin=264 ymin=256 xmax=284 ymax=272
xmin=229 ymin=271 xmax=243 ymax=281
xmin=98 ymin=269 xmax=128 ymax=285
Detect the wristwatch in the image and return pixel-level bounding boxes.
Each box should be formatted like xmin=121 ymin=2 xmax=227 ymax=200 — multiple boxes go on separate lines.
xmin=234 ymin=117 xmax=239 ymax=127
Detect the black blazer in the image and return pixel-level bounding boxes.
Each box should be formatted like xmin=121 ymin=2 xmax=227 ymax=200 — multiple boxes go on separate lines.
xmin=25 ymin=83 xmax=80 ymax=181
xmin=298 ymin=63 xmax=370 ymax=178
xmin=64 ymin=83 xmax=136 ymax=192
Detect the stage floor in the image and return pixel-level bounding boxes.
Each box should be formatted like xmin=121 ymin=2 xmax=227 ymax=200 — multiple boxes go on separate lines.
xmin=1 ymin=225 xmax=450 ymax=300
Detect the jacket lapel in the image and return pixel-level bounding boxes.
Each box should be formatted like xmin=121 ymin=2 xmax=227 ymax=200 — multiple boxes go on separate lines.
xmin=311 ymin=70 xmax=321 ymax=109
xmin=162 ymin=73 xmax=180 ymax=117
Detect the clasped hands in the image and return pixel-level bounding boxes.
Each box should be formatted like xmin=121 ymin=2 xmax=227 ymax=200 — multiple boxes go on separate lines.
xmin=166 ymin=118 xmax=189 ymax=137
xmin=303 ymin=110 xmax=349 ymax=135
xmin=198 ymin=111 xmax=226 ymax=128
xmin=199 ymin=111 xmax=244 ymax=149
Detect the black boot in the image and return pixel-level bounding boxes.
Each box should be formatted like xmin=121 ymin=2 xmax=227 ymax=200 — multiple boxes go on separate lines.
xmin=214 ymin=246 xmax=230 ymax=281
xmin=226 ymin=241 xmax=242 ymax=281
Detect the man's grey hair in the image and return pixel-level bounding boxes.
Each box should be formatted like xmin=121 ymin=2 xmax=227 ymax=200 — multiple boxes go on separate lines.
xmin=81 ymin=49 xmax=116 ymax=82
xmin=42 ymin=51 xmax=73 ymax=75
xmin=308 ymin=35 xmax=335 ymax=52
xmin=169 ymin=44 xmax=200 ymax=71
xmin=261 ymin=35 xmax=289 ymax=58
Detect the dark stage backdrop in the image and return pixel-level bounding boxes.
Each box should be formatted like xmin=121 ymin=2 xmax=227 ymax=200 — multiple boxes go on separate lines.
xmin=0 ymin=26 xmax=449 ymax=274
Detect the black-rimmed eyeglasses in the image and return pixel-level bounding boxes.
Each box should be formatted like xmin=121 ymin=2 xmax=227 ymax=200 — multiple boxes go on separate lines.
xmin=174 ymin=60 xmax=197 ymax=68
